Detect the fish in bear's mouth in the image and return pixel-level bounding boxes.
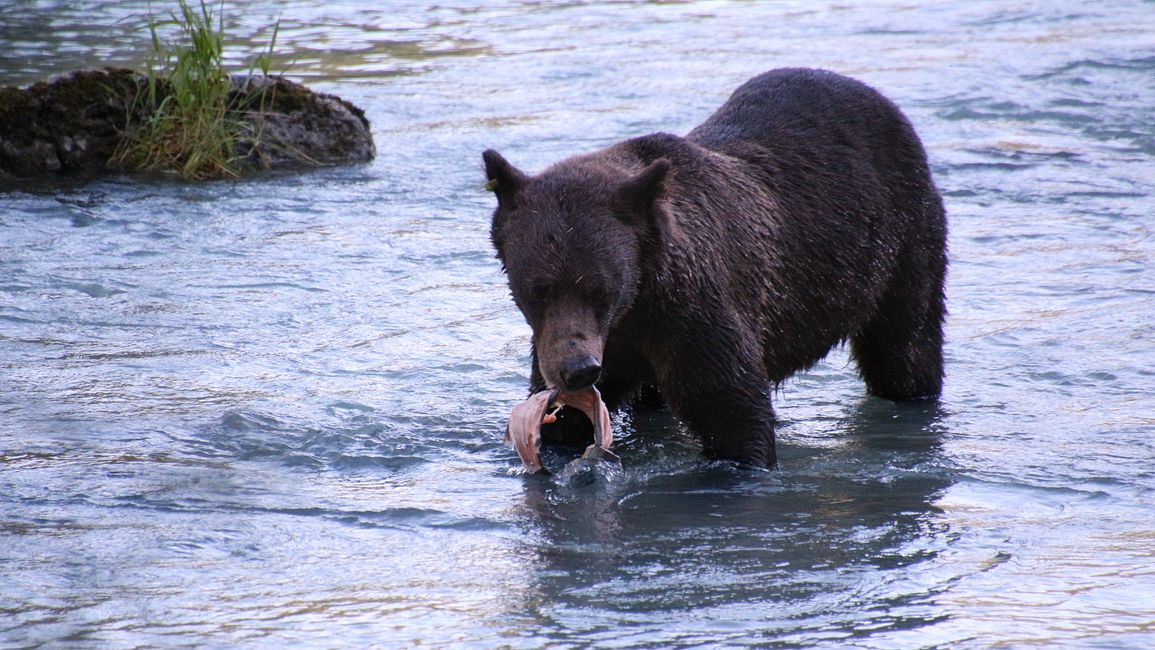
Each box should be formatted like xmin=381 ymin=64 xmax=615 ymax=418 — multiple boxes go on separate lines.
xmin=504 ymin=386 xmax=618 ymax=474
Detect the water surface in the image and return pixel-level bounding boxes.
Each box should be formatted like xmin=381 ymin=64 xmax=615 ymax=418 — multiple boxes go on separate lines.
xmin=2 ymin=1 xmax=1154 ymax=647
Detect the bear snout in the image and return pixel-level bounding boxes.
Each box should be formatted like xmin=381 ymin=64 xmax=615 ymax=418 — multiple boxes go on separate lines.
xmin=535 ymin=298 xmax=604 ymax=389
xmin=560 ymin=354 xmax=602 ymax=390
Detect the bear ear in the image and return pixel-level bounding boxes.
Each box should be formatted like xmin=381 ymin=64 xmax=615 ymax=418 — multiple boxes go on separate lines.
xmin=614 ymin=158 xmax=670 ymax=225
xmin=483 ymin=149 xmax=527 ymax=209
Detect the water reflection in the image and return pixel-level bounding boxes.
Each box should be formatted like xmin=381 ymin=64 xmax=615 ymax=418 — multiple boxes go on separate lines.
xmin=508 ymin=397 xmax=954 ymax=644
xmin=840 ymin=397 xmax=948 ymax=457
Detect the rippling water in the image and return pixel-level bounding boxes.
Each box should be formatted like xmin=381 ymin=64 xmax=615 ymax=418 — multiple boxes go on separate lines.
xmin=2 ymin=1 xmax=1154 ymax=647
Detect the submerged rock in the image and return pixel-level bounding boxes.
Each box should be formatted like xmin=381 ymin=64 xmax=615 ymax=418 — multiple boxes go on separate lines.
xmin=0 ymin=67 xmax=375 ymax=178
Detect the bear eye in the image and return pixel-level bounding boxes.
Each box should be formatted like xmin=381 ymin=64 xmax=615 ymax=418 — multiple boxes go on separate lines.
xmin=589 ymin=287 xmax=612 ymax=320
xmin=530 ymin=283 xmax=551 ymax=302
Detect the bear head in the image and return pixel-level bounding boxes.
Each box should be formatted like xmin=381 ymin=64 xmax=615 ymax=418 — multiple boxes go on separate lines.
xmin=483 ymin=149 xmax=669 ymax=391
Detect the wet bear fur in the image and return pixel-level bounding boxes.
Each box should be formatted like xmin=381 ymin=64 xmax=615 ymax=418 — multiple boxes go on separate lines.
xmin=484 ymin=68 xmax=947 ymax=468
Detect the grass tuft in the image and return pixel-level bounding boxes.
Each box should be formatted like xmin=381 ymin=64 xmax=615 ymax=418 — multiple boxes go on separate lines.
xmin=114 ymin=0 xmax=280 ymax=180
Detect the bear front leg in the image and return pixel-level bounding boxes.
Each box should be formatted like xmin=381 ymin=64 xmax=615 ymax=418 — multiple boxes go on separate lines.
xmin=672 ymin=384 xmax=778 ymax=469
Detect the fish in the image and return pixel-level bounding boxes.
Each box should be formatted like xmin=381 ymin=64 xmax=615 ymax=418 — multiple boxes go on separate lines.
xmin=504 ymin=386 xmax=617 ymax=474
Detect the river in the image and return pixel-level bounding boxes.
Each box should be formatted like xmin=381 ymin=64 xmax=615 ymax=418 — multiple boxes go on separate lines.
xmin=2 ymin=1 xmax=1154 ymax=647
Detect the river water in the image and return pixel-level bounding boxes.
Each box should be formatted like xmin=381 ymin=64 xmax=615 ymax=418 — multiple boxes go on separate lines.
xmin=2 ymin=1 xmax=1154 ymax=647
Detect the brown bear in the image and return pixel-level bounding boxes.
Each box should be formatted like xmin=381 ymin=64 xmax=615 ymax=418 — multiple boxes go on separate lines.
xmin=484 ymin=68 xmax=947 ymax=469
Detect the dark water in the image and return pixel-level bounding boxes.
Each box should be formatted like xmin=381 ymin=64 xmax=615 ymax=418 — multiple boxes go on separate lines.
xmin=3 ymin=1 xmax=1154 ymax=647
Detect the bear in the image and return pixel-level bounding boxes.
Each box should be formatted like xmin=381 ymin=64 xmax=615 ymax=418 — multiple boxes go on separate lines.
xmin=483 ymin=68 xmax=947 ymax=469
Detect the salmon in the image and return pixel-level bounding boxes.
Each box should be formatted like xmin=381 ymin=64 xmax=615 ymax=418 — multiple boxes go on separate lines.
xmin=504 ymin=386 xmax=616 ymax=474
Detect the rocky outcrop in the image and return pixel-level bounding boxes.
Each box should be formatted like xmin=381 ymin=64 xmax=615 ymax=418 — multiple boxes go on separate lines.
xmin=0 ymin=68 xmax=375 ymax=178
xmin=228 ymin=74 xmax=376 ymax=170
xmin=0 ymin=69 xmax=143 ymax=176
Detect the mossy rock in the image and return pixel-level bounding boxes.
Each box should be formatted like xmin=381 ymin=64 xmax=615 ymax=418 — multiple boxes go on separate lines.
xmin=0 ymin=67 xmax=375 ymax=179
xmin=0 ymin=68 xmax=147 ymax=176
xmin=229 ymin=75 xmax=375 ymax=169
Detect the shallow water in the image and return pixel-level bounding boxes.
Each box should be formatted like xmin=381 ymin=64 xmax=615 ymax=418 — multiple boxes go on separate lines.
xmin=2 ymin=1 xmax=1154 ymax=647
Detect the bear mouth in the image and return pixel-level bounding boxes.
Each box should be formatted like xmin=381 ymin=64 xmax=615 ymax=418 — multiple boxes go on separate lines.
xmin=504 ymin=386 xmax=615 ymax=474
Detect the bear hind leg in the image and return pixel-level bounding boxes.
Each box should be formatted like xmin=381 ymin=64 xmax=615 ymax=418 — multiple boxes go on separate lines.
xmin=851 ymin=251 xmax=946 ymax=401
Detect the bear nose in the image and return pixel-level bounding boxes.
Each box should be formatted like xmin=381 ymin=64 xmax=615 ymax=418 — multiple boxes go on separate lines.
xmin=560 ymin=354 xmax=601 ymax=390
